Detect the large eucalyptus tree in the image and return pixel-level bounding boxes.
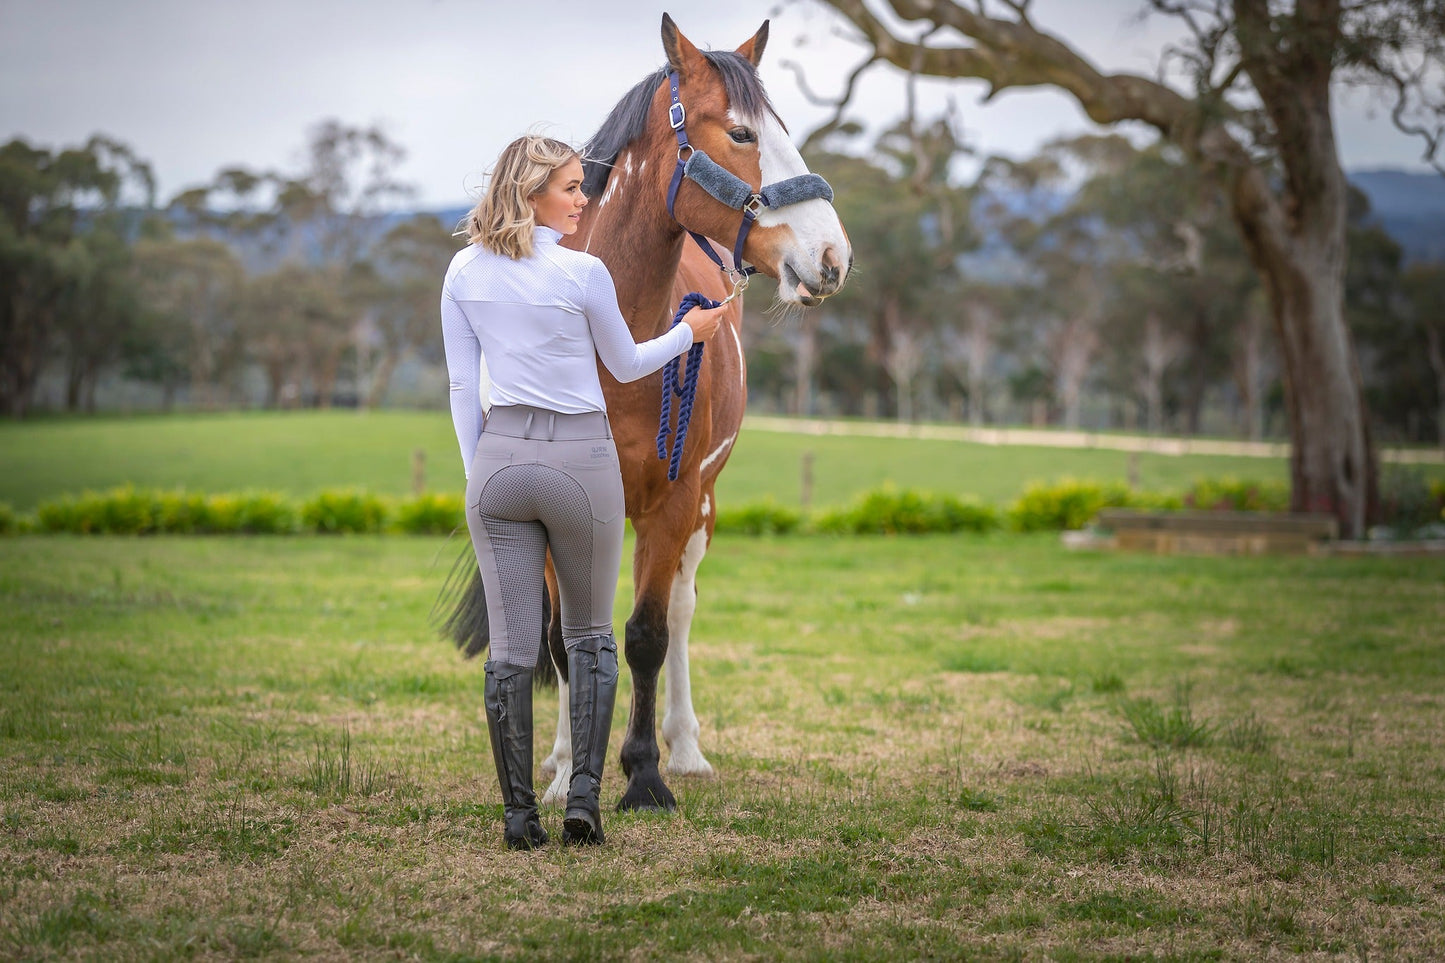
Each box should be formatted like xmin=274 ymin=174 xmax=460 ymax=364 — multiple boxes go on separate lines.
xmin=810 ymin=0 xmax=1445 ymax=536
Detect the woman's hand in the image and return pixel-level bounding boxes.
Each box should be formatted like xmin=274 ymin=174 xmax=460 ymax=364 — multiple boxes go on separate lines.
xmin=683 ymin=304 xmax=727 ymax=343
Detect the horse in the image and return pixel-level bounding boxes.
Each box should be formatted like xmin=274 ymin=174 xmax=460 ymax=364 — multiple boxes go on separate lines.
xmin=443 ymin=14 xmax=851 ymax=813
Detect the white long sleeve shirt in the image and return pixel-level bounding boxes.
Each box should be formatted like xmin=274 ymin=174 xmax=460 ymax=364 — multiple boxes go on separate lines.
xmin=441 ymin=226 xmax=695 ymax=476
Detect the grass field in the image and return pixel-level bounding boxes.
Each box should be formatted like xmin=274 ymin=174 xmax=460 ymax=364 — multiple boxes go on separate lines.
xmin=2 ymin=533 xmax=1443 ymax=960
xmin=0 ymin=410 xmax=1302 ymax=512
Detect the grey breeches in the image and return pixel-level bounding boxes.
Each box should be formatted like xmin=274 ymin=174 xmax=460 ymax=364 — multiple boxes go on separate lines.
xmin=464 ymin=404 xmax=625 ymax=668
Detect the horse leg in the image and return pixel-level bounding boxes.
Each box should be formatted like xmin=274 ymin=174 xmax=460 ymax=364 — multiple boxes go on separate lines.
xmin=616 ymin=512 xmax=691 ymax=811
xmin=662 ymin=521 xmax=713 ymax=776
xmin=539 ymin=565 xmax=574 ymax=804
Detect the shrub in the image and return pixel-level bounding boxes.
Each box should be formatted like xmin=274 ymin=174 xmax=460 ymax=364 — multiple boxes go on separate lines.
xmin=225 ymin=491 xmax=299 ymax=534
xmin=0 ymin=501 xmax=16 ymax=536
xmin=713 ymin=498 xmax=802 ymax=535
xmin=1377 ymin=465 xmax=1443 ymax=533
xmin=301 ymin=489 xmax=389 ymax=534
xmin=1007 ymin=479 xmax=1135 ymax=532
xmin=152 ymin=490 xmax=212 ymax=533
xmin=35 ymin=487 xmax=158 ymax=534
xmin=813 ymin=486 xmax=999 ymax=535
xmin=1183 ymin=476 xmax=1288 ymax=513
xmin=393 ymin=492 xmax=466 ymax=535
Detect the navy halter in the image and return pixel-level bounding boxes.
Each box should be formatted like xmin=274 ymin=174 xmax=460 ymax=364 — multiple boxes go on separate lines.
xmin=662 ymin=70 xmax=834 ymax=294
xmin=655 ymin=69 xmax=834 ymax=482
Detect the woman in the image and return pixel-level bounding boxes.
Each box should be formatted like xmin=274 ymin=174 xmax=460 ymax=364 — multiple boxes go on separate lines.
xmin=441 ymin=135 xmax=724 ymax=849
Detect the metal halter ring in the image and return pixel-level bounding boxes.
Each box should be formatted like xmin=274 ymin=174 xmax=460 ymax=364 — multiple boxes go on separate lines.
xmin=716 ymin=268 xmax=750 ymax=306
xmin=677 ymin=143 xmax=694 ymax=163
xmin=744 ymin=194 xmax=766 ymax=216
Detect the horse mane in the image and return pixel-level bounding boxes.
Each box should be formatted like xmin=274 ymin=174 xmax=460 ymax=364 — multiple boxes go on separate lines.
xmin=582 ymin=50 xmax=782 ymax=199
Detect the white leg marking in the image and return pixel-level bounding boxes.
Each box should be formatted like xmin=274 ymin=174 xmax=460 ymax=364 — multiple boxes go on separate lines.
xmin=540 ymin=679 xmax=573 ymax=805
xmin=663 ymin=528 xmax=713 ymax=776
xmin=701 ymin=433 xmax=736 ymax=473
xmin=700 ymin=494 xmax=711 ymax=518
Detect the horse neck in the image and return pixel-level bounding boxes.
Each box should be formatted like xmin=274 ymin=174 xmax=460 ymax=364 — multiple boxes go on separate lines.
xmin=569 ymin=145 xmax=684 ymax=340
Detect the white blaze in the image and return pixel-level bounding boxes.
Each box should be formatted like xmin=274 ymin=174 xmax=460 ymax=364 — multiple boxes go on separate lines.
xmin=730 ymin=107 xmax=848 ymax=263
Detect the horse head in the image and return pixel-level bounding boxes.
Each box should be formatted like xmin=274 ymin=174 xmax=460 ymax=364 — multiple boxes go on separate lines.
xmin=658 ymin=14 xmax=851 ymax=307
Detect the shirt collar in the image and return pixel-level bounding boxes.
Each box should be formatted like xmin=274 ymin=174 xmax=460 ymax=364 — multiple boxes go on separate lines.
xmin=534 ymin=225 xmax=563 ymax=246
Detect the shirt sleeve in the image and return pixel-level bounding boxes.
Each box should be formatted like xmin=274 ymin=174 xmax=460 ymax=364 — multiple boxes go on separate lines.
xmin=582 ymin=258 xmax=694 ymax=382
xmin=441 ymin=290 xmax=483 ymax=479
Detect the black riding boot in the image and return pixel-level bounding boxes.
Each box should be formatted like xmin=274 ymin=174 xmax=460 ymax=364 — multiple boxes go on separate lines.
xmin=562 ymin=634 xmax=618 ymax=846
xmin=484 ymin=660 xmax=548 ymax=851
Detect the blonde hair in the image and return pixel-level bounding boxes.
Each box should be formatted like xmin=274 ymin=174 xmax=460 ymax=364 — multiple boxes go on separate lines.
xmin=466 ymin=135 xmax=581 ymax=259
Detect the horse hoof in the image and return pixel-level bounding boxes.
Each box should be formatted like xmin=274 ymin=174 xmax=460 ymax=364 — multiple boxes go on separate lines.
xmin=664 ymin=748 xmax=714 ymax=777
xmin=616 ymin=777 xmax=677 ymax=812
xmin=541 ymin=764 xmax=572 ymax=806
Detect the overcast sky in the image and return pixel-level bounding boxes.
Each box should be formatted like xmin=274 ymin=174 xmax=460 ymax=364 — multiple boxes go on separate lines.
xmin=1 ymin=0 xmax=1430 ymax=208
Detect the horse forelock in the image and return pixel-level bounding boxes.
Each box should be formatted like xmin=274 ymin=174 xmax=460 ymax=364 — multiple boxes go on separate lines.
xmin=581 ymin=50 xmax=780 ymax=199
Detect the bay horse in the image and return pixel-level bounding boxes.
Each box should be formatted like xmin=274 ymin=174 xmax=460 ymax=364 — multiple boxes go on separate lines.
xmin=444 ymin=14 xmax=851 ymax=812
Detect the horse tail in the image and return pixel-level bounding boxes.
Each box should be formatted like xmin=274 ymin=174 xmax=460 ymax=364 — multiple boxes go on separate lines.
xmin=432 ymin=539 xmax=558 ymax=687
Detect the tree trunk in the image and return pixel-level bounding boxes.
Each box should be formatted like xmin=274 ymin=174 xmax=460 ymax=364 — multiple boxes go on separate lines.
xmin=1231 ymin=303 xmax=1269 ymax=441
xmin=792 ymin=311 xmax=818 ymax=417
xmin=1253 ymin=237 xmax=1373 ymax=535
xmin=881 ymin=299 xmax=921 ymax=424
xmin=1424 ymin=323 xmax=1445 ymax=450
xmin=65 ymin=360 xmax=83 ymax=413
xmin=264 ymin=361 xmax=285 ymax=409
xmin=364 ymin=348 xmax=399 ymax=410
xmin=83 ymin=368 xmax=98 ymax=414
xmin=964 ymin=305 xmax=993 ymax=427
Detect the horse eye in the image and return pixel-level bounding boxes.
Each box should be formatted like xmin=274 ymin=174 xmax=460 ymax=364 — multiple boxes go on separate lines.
xmin=729 ymin=128 xmax=756 ymax=145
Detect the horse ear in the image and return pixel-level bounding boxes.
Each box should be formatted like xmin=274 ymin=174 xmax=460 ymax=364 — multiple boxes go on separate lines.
xmin=736 ymin=20 xmax=769 ymax=67
xmin=661 ymin=13 xmax=703 ymax=76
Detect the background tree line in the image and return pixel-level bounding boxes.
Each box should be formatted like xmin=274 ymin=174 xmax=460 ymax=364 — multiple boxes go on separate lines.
xmin=4 ymin=116 xmax=1441 ymax=447
xmin=1 ymin=122 xmax=456 ymax=419
xmin=746 ymin=121 xmax=1445 ymax=454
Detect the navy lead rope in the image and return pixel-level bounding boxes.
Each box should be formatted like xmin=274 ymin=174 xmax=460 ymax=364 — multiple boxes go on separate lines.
xmin=657 ymin=292 xmax=715 ymax=481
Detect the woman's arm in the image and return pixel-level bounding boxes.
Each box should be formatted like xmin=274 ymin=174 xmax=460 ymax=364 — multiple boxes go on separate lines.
xmin=583 ymin=260 xmax=695 ymax=383
xmin=441 ymin=292 xmax=483 ymax=478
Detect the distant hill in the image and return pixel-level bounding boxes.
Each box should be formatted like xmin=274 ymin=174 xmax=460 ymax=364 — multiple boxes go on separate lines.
xmin=1349 ymin=169 xmax=1445 ymax=263
xmin=417 ymin=172 xmax=1445 ymax=267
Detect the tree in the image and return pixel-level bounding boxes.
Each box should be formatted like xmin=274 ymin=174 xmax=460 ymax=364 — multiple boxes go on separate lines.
xmin=1403 ymin=263 xmax=1445 ymax=447
xmin=131 ymin=224 xmax=246 ymax=408
xmin=806 ymin=111 xmax=978 ymax=420
xmin=359 ymin=214 xmax=458 ymax=408
xmin=169 ymin=121 xmax=414 ymax=408
xmin=0 ymin=135 xmax=154 ymax=417
xmin=808 ymin=0 xmax=1445 ymax=536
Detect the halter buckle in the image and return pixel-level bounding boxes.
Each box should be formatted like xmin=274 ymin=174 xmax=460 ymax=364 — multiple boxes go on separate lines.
xmin=669 ymin=102 xmax=686 ymax=130
xmin=744 ymin=194 xmax=766 ymax=216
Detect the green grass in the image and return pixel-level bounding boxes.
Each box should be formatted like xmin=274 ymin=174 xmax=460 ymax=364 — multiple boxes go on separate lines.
xmin=2 ymin=533 xmax=1443 ymax=959
xmin=0 ymin=409 xmax=1301 ymax=511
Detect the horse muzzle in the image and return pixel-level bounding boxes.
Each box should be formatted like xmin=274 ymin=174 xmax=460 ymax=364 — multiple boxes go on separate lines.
xmin=781 ymin=244 xmax=850 ymax=307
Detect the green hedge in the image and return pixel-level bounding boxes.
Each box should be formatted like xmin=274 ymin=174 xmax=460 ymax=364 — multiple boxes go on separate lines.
xmin=16 ymin=487 xmax=465 ymax=536
xmin=713 ymin=498 xmax=802 ymax=535
xmin=3 ymin=477 xmax=1310 ymax=537
xmin=814 ymin=487 xmax=999 ymax=535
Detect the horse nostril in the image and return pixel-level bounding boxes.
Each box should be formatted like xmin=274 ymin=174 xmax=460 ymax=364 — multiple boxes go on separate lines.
xmin=822 ymin=264 xmax=839 ymax=287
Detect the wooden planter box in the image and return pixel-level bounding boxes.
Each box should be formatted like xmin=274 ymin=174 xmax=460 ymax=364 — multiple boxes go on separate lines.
xmin=1093 ymin=509 xmax=1339 ymax=556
